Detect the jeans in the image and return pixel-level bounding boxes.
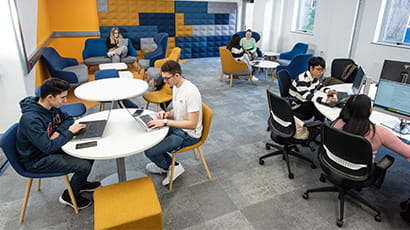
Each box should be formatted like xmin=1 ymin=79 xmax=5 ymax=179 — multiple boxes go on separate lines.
xmin=24 ymin=149 xmax=94 ymax=199
xmin=144 ymin=127 xmax=200 ymax=170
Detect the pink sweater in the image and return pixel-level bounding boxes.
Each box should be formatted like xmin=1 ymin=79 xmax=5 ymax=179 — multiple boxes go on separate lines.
xmin=333 ymin=119 xmax=410 ymax=161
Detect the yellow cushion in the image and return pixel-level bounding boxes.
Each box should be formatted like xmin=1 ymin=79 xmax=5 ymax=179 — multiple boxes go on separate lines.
xmin=94 ymin=177 xmax=162 ymax=230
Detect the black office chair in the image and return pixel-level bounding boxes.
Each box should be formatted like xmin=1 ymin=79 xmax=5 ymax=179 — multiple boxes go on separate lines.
xmin=259 ymin=89 xmax=320 ymax=179
xmin=302 ymin=124 xmax=394 ymax=227
xmin=323 ymin=58 xmax=358 ymax=85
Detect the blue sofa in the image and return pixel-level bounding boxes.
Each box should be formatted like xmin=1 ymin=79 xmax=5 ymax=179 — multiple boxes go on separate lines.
xmin=82 ymin=38 xmax=137 ymax=66
xmin=277 ymin=42 xmax=309 ymax=65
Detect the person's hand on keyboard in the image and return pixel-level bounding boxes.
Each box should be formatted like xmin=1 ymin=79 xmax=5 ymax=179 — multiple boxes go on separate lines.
xmin=327 ymin=89 xmax=337 ymax=95
xmin=146 ymin=120 xmax=164 ymax=129
xmin=69 ymin=123 xmax=87 ymax=134
xmin=325 ymin=96 xmax=337 ymax=104
xmin=157 ymin=111 xmax=169 ymax=119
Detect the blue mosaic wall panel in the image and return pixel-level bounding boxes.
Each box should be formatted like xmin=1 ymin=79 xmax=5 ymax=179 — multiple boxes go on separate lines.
xmin=139 ymin=13 xmax=175 ymax=37
xmin=176 ymin=35 xmax=230 ymax=59
xmin=175 ymin=1 xmax=208 ymax=13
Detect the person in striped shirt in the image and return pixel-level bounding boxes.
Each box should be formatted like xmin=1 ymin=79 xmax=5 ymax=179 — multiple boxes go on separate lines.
xmin=288 ymin=56 xmax=337 ymax=121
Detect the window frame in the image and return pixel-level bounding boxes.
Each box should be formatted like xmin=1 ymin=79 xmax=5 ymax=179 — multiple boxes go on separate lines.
xmin=291 ymin=0 xmax=318 ymax=34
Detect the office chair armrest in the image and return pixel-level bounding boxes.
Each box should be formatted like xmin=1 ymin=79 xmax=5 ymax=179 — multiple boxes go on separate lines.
xmin=283 ymin=96 xmax=299 ymax=104
xmin=303 ymin=120 xmax=322 ymax=128
xmin=372 ymin=155 xmax=395 ymax=189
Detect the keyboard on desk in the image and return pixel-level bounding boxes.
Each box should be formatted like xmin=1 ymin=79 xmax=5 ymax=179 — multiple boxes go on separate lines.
xmin=139 ymin=114 xmax=153 ymax=124
xmin=337 ymin=92 xmax=349 ymax=100
xmin=74 ymin=120 xmax=107 ymax=140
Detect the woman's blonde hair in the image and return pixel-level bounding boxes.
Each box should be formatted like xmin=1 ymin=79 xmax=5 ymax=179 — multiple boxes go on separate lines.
xmin=110 ymin=27 xmax=123 ymax=43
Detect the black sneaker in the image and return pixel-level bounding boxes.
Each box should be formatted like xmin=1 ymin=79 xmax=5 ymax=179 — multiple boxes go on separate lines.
xmin=80 ymin=181 xmax=101 ymax=193
xmin=59 ymin=190 xmax=92 ymax=210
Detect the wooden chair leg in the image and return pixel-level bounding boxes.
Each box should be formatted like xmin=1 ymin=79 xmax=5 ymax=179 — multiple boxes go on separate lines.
xmin=19 ymin=178 xmax=33 ymax=223
xmin=219 ymin=72 xmax=224 ymax=81
xmin=169 ymin=153 xmax=177 ymax=190
xmin=99 ymin=103 xmax=105 ymax=112
xmin=157 ymin=104 xmax=160 ymax=112
xmin=64 ymin=175 xmax=79 ymax=214
xmin=249 ymin=74 xmax=253 ymax=85
xmin=198 ymin=147 xmax=212 ymax=179
xmin=36 ymin=178 xmax=41 ymax=191
xmin=151 ymin=79 xmax=156 ymax=90
xmin=145 ymin=102 xmax=150 ymax=109
xmin=193 ymin=149 xmax=198 ymax=160
xmin=270 ymin=74 xmax=277 ymax=86
xmin=229 ymin=75 xmax=233 ymax=88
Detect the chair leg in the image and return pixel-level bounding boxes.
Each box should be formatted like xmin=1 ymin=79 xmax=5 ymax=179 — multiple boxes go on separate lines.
xmin=151 ymin=79 xmax=156 ymax=90
xmin=270 ymin=73 xmax=276 ymax=86
xmin=338 ymin=190 xmax=345 ymax=226
xmin=36 ymin=178 xmax=41 ymax=191
xmin=169 ymin=153 xmax=177 ymax=190
xmin=283 ymin=150 xmax=294 ymax=179
xmin=346 ymin=190 xmax=381 ymax=216
xmin=198 ymin=147 xmax=212 ymax=179
xmin=145 ymin=102 xmax=150 ymax=109
xmin=229 ymin=75 xmax=233 ymax=88
xmin=64 ymin=175 xmax=79 ymax=214
xmin=19 ymin=178 xmax=33 ymax=224
xmin=259 ymin=149 xmax=283 ymax=162
xmin=193 ymin=149 xmax=198 ymax=160
xmin=249 ymin=74 xmax=253 ymax=85
xmin=305 ymin=186 xmax=339 ymax=194
xmin=99 ymin=103 xmax=105 ymax=112
xmin=157 ymin=104 xmax=160 ymax=112
xmin=219 ymin=72 xmax=224 ymax=81
xmin=288 ymin=150 xmax=316 ymax=168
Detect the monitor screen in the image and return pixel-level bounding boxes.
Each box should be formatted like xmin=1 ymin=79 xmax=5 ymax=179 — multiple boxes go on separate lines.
xmin=379 ymin=59 xmax=410 ymax=84
xmin=373 ymin=80 xmax=410 ymax=120
xmin=352 ymin=66 xmax=365 ymax=94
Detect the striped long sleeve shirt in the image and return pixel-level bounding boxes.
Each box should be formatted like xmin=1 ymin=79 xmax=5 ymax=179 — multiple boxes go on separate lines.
xmin=289 ymin=71 xmax=330 ymax=109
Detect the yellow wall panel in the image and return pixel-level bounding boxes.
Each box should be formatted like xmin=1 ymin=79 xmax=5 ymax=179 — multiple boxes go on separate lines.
xmin=176 ymin=25 xmax=192 ymax=37
xmin=49 ymin=36 xmax=99 ymax=62
xmin=47 ymin=0 xmax=99 ymax=31
xmin=175 ymin=13 xmax=184 ymax=25
xmin=37 ymin=0 xmax=52 ymax=46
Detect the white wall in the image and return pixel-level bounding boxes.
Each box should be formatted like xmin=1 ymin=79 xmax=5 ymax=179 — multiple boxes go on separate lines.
xmin=0 ymin=0 xmax=29 ymax=133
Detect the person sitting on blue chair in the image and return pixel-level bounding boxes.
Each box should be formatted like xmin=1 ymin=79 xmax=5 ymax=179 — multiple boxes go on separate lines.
xmin=226 ymin=33 xmax=258 ymax=81
xmin=240 ymin=29 xmax=257 ymax=60
xmin=106 ymin=27 xmax=128 ymax=63
xmin=288 ymin=56 xmax=337 ymax=121
xmin=16 ymin=78 xmax=100 ymax=210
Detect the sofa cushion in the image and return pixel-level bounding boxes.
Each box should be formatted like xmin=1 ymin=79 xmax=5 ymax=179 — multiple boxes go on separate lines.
xmin=62 ymin=64 xmax=88 ymax=84
xmin=83 ymin=57 xmax=112 ymax=66
xmin=120 ymin=56 xmax=137 ymax=64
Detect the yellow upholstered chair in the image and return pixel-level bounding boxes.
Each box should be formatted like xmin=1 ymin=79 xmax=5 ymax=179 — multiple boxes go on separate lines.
xmin=143 ymin=84 xmax=172 ymax=112
xmin=168 ymin=103 xmax=213 ymax=190
xmin=94 ymin=177 xmax=162 ymax=230
xmin=219 ymin=46 xmax=253 ymax=88
xmin=149 ymin=47 xmax=181 ymax=89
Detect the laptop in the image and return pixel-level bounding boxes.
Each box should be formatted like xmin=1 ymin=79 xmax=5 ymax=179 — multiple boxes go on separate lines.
xmin=118 ymin=39 xmax=128 ymax=47
xmin=128 ymin=108 xmax=159 ymax=132
xmin=73 ymin=101 xmax=114 ymax=140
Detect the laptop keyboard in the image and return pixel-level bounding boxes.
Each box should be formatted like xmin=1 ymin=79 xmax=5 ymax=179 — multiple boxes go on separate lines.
xmin=139 ymin=115 xmax=153 ymax=124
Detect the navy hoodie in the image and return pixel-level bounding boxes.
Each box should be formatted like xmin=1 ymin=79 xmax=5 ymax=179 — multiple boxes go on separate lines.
xmin=16 ymin=96 xmax=74 ymax=167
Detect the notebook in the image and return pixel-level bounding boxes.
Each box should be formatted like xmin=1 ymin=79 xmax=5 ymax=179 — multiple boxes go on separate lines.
xmin=73 ymin=101 xmax=114 ymax=140
xmin=118 ymin=39 xmax=128 ymax=47
xmin=129 ymin=109 xmax=158 ymax=132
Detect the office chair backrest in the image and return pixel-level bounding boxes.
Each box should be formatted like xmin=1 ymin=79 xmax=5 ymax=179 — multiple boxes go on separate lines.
xmin=219 ymin=47 xmax=249 ymax=74
xmin=319 ymin=124 xmax=373 ymax=183
xmin=277 ymin=70 xmax=292 ymax=97
xmin=266 ymin=89 xmax=295 ymax=139
xmin=0 ymin=123 xmax=25 ymax=176
xmin=331 ymin=58 xmax=357 ymax=81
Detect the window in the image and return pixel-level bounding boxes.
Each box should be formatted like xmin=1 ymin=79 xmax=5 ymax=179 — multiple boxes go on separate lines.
xmin=377 ymin=0 xmax=410 ymax=46
xmin=292 ymin=0 xmax=317 ymax=33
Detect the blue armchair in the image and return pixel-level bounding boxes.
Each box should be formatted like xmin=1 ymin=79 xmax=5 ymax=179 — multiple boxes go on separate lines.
xmin=82 ymin=38 xmax=137 ymax=66
xmin=277 ymin=42 xmax=309 ymax=65
xmin=42 ymin=47 xmax=88 ymax=85
xmin=275 ymin=54 xmax=313 ymax=80
xmin=138 ymin=33 xmax=169 ymax=69
xmin=0 ymin=123 xmax=79 ymax=223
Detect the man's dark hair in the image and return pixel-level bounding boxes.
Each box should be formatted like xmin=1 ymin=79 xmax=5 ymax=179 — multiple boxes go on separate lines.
xmin=308 ymin=56 xmax=326 ymax=69
xmin=40 ymin=78 xmax=70 ymax=99
xmin=160 ymin=60 xmax=182 ymax=75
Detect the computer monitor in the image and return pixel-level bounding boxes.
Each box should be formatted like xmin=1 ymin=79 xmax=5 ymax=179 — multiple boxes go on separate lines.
xmin=352 ymin=66 xmax=365 ymax=94
xmin=379 ymin=59 xmax=410 ymax=84
xmin=373 ymin=79 xmax=410 ymax=121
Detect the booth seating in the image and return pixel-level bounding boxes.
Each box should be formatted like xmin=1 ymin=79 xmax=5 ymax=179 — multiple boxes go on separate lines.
xmin=82 ymin=38 xmax=137 ymax=66
xmin=94 ymin=177 xmax=162 ymax=230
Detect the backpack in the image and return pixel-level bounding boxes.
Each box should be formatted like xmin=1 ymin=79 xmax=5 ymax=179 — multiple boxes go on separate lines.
xmin=339 ymin=63 xmax=358 ymax=83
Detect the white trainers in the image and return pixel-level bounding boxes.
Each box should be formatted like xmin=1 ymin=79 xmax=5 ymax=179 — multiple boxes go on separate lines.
xmin=162 ymin=163 xmax=185 ymax=186
xmin=146 ymin=163 xmax=168 ymax=174
xmin=252 ymin=76 xmax=259 ymax=81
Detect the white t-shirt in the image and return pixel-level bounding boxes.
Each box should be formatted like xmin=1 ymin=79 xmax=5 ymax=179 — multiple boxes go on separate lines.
xmin=173 ymin=79 xmax=203 ymax=138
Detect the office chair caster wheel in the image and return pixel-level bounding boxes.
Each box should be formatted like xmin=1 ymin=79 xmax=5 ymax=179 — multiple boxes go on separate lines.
xmin=320 ymin=174 xmax=326 ymax=183
xmin=288 ymin=173 xmax=294 ymax=179
xmin=374 ymin=214 xmax=381 ymax=222
xmin=311 ymin=164 xmax=317 ymax=169
xmin=302 ymin=192 xmax=309 ymax=199
xmin=265 ymin=144 xmax=271 ymax=150
xmin=259 ymin=159 xmax=265 ymax=165
xmin=336 ymin=219 xmax=343 ymax=227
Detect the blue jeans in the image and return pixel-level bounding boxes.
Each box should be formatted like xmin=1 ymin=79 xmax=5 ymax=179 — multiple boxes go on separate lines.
xmin=144 ymin=127 xmax=200 ymax=170
xmin=24 ymin=149 xmax=94 ymax=199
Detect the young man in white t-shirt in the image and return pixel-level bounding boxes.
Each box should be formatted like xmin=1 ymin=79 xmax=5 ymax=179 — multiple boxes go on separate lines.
xmin=145 ymin=60 xmax=203 ymax=186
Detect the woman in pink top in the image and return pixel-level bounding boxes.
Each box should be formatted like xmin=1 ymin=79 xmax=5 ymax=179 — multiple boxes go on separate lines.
xmin=332 ymin=94 xmax=410 ymax=162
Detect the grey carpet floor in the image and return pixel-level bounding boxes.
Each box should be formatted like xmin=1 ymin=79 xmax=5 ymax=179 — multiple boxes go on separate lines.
xmin=0 ymin=57 xmax=409 ymax=229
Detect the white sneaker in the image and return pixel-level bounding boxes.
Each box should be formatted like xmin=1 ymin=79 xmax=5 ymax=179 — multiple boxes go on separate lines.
xmin=162 ymin=163 xmax=185 ymax=186
xmin=252 ymin=76 xmax=259 ymax=81
xmin=225 ymin=75 xmax=230 ymax=79
xmin=146 ymin=163 xmax=168 ymax=174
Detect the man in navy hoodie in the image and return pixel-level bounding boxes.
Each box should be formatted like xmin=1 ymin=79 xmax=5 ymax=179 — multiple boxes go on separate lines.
xmin=16 ymin=78 xmax=99 ymax=210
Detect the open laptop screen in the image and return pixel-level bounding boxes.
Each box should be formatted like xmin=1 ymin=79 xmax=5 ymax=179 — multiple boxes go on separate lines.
xmin=352 ymin=66 xmax=365 ymax=94
xmin=373 ymin=80 xmax=410 ymax=120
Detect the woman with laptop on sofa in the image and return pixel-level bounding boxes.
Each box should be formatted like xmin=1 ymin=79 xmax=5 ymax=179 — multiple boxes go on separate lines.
xmin=106 ymin=27 xmax=128 ymax=63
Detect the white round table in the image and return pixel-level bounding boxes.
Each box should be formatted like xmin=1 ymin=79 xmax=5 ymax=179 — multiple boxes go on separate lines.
xmin=74 ymin=78 xmax=148 ymax=102
xmin=62 ymin=109 xmax=169 ymax=185
xmin=99 ymin=62 xmax=127 ymax=70
xmin=251 ymin=60 xmax=280 ymax=85
xmin=264 ymin=51 xmax=280 ymax=61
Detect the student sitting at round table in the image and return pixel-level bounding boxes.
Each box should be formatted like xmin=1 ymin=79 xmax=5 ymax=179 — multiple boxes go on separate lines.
xmin=240 ymin=29 xmax=257 ymax=60
xmin=289 ymin=56 xmax=337 ymax=121
xmin=106 ymin=27 xmax=128 ymax=63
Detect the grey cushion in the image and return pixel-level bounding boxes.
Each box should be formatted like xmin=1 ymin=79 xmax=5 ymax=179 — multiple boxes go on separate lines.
xmin=62 ymin=64 xmax=88 ymax=84
xmin=276 ymin=59 xmax=292 ymax=65
xmin=138 ymin=59 xmax=150 ymax=69
xmin=147 ymin=67 xmax=161 ymax=80
xmin=84 ymin=57 xmax=112 ymax=66
xmin=120 ymin=56 xmax=137 ymax=64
